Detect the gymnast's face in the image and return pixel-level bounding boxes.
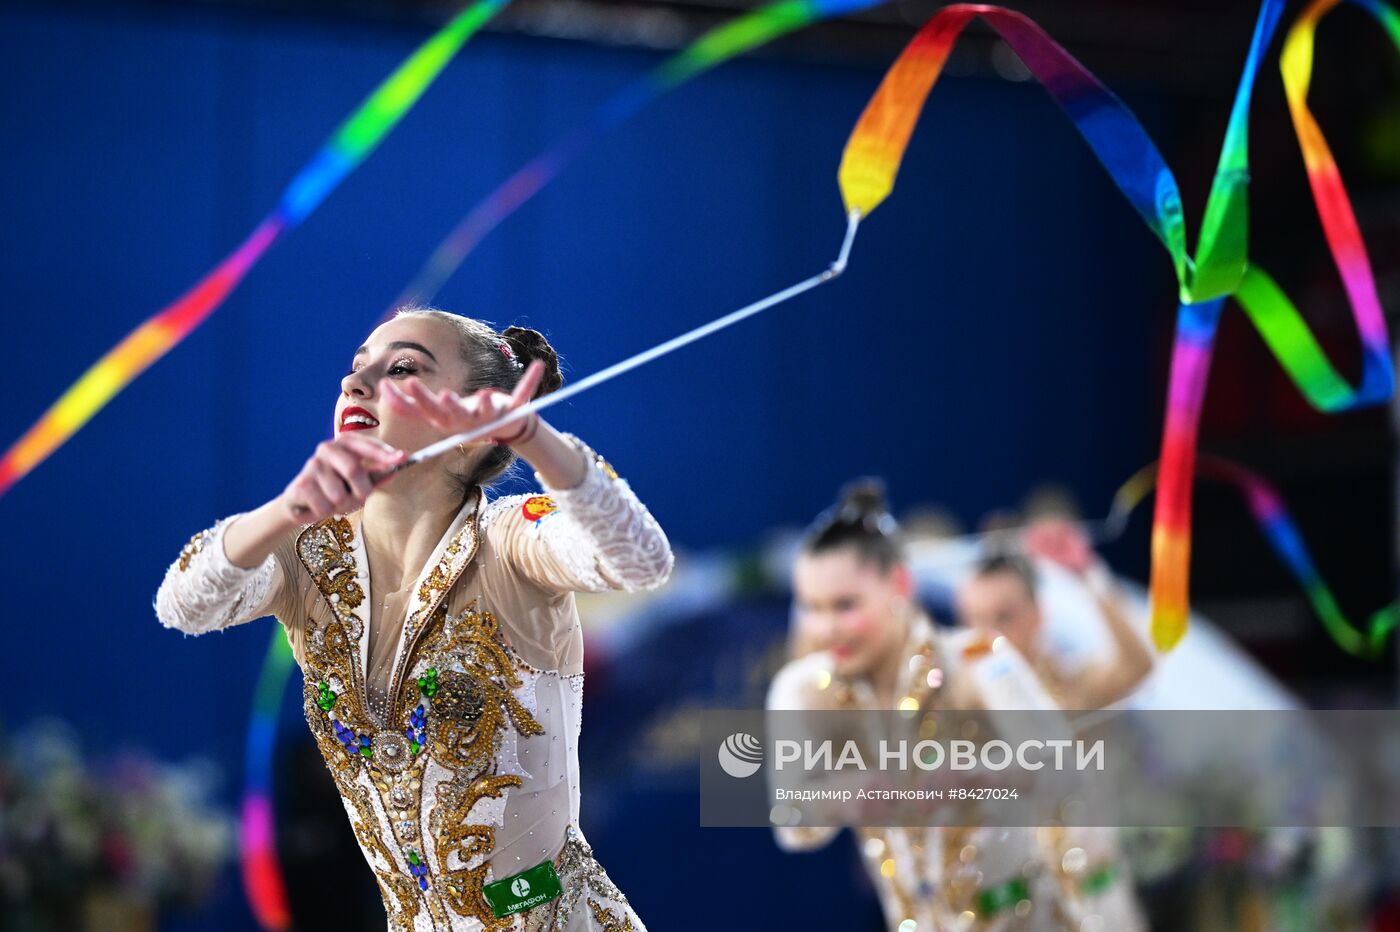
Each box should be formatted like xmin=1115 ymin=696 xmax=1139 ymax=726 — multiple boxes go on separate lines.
xmin=792 ymin=549 xmax=911 ymax=678
xmin=956 ymin=570 xmax=1042 ymax=658
xmin=337 ymin=316 xmax=471 ymax=455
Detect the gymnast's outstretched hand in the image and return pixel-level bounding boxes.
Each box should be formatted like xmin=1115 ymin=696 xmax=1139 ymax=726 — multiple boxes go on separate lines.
xmin=382 ymin=360 xmax=588 ymax=491
xmin=279 ymin=434 xmax=407 ymax=524
xmin=1023 ymin=517 xmax=1097 ymax=578
xmin=381 ymin=359 xmax=545 ymax=448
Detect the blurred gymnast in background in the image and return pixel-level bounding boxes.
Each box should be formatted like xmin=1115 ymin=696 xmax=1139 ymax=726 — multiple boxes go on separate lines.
xmin=766 ymin=480 xmax=1078 ymax=931
xmin=957 ymin=519 xmax=1154 ymax=711
xmin=956 ymin=521 xmax=1153 ymax=931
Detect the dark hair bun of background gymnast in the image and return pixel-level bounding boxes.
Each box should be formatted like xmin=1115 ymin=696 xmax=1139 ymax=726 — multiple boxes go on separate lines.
xmin=503 ymin=326 xmax=564 ymax=397
xmin=837 ymin=478 xmax=889 ymax=520
xmin=803 ymin=477 xmax=903 ymax=570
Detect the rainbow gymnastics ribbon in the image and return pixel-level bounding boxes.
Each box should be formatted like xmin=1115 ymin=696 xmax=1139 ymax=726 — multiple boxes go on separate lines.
xmin=0 ymin=0 xmax=510 ymax=499
xmin=391 ymin=0 xmax=889 ymax=313
xmin=836 ymin=0 xmax=1397 ymax=650
xmin=1111 ymin=456 xmax=1400 ymax=660
xmin=1157 ymin=0 xmax=1396 ymax=651
xmin=240 ymin=633 xmax=298 ymax=930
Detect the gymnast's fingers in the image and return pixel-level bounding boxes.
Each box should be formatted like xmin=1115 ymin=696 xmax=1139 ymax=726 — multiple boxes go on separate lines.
xmin=285 ymin=477 xmax=332 ymax=522
xmin=318 ymin=442 xmax=376 ymax=501
xmin=510 ymin=360 xmax=544 ymax=407
xmin=336 ymin=432 xmax=406 ymax=467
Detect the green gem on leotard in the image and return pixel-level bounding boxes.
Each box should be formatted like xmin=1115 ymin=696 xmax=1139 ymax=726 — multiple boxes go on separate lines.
xmin=406 ymin=848 xmax=430 ymax=890
xmin=418 ymin=668 xmax=440 ymax=698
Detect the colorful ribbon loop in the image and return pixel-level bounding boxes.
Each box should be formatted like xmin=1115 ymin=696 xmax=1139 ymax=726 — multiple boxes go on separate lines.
xmin=836 ymin=0 xmax=1397 ymax=650
xmin=836 ymin=2 xmax=1279 ymax=304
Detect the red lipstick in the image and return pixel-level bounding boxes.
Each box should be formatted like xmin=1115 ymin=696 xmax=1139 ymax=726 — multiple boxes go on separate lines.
xmin=340 ymin=406 xmax=380 ymax=432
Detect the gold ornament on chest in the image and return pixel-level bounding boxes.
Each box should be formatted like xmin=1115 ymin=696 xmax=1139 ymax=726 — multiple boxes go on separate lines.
xmin=298 ymin=517 xmax=365 ymax=620
xmin=294 ymin=506 xmax=548 ymax=924
xmin=409 ymin=604 xmax=548 ymax=774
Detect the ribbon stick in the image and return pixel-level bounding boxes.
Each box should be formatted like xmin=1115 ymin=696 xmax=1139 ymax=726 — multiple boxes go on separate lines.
xmin=353 ymin=212 xmax=857 ymax=489
xmin=391 ymin=0 xmax=886 ymax=313
xmin=836 ymin=0 xmax=1397 ymax=650
xmin=0 ymin=0 xmax=511 ymax=499
xmin=1112 ymin=456 xmax=1400 ymax=659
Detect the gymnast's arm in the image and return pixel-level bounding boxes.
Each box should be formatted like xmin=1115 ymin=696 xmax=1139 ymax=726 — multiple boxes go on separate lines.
xmin=153 ymin=502 xmax=293 ymax=635
xmin=1062 ymin=565 xmax=1155 ymax=709
xmin=490 ymin=425 xmax=675 ymax=594
xmin=154 ymin=433 xmax=404 ymax=634
xmin=1023 ymin=519 xmax=1154 ymax=710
